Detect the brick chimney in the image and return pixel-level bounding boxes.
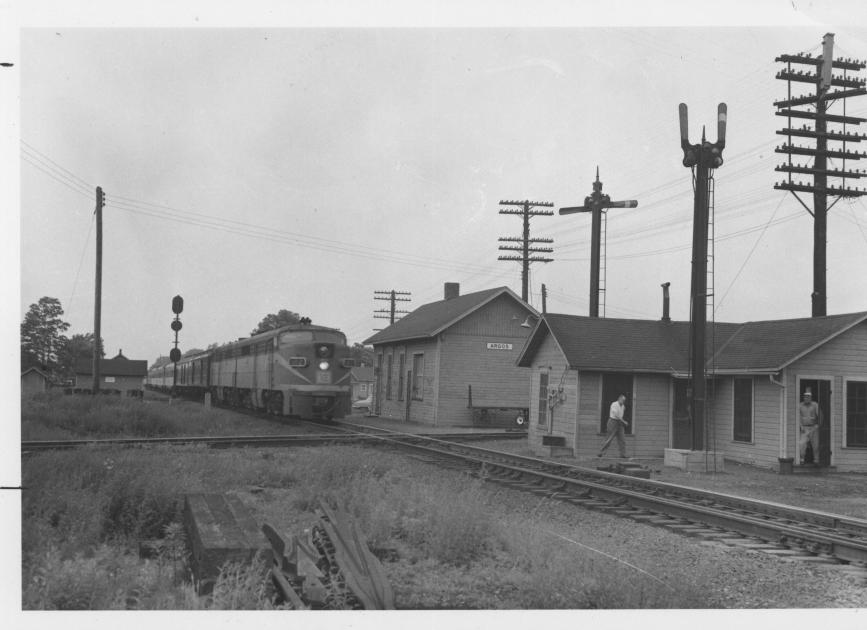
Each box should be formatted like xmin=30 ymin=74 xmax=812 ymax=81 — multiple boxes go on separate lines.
xmin=661 ymin=282 xmax=671 ymax=322
xmin=444 ymin=282 xmax=460 ymax=300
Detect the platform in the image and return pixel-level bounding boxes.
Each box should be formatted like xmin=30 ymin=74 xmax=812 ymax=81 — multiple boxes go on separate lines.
xmin=663 ymin=448 xmax=726 ymax=472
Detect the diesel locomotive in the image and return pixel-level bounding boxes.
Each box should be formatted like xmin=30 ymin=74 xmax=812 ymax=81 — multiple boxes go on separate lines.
xmin=147 ymin=323 xmax=354 ymax=420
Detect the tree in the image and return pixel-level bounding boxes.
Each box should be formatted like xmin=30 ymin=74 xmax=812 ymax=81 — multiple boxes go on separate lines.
xmin=350 ymin=343 xmax=374 ymax=366
xmin=149 ymin=356 xmax=172 ymax=371
xmin=56 ymin=333 xmax=104 ymax=381
xmin=20 ymin=297 xmax=70 ymax=373
xmin=250 ymin=309 xmax=301 ymax=336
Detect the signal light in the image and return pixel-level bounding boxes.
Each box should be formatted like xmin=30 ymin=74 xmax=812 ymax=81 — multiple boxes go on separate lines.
xmin=316 ymin=344 xmax=333 ymax=358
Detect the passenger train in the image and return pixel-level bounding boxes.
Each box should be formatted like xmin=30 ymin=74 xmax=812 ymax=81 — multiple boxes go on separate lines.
xmin=147 ymin=323 xmax=354 ymax=420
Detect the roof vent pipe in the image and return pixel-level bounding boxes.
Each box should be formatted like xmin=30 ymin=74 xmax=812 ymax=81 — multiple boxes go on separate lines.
xmin=661 ymin=282 xmax=671 ymax=322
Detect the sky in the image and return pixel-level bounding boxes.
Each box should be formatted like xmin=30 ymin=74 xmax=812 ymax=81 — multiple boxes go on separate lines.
xmin=5 ymin=1 xmax=867 ymax=627
xmin=9 ymin=4 xmax=867 ymax=370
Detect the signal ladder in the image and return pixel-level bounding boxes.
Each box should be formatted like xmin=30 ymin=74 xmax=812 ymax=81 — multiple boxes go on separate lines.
xmin=599 ymin=210 xmax=608 ymax=317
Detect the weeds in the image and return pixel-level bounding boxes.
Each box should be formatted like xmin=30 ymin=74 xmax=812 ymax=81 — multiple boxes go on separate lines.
xmin=22 ymin=442 xmax=694 ymax=610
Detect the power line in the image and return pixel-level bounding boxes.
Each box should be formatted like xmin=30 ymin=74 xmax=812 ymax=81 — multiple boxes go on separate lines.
xmin=715 ymin=194 xmax=787 ymax=314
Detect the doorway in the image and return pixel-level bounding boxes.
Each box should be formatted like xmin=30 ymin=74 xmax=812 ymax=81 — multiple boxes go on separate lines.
xmin=672 ymin=379 xmax=691 ymax=449
xmin=798 ymin=378 xmax=831 ymax=466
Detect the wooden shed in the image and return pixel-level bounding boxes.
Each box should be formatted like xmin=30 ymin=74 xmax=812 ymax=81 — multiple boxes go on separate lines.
xmin=21 ymin=367 xmax=50 ymax=397
xmin=364 ymin=283 xmax=537 ymax=426
xmin=350 ymin=366 xmax=375 ymax=401
xmin=516 ymin=311 xmax=867 ymax=473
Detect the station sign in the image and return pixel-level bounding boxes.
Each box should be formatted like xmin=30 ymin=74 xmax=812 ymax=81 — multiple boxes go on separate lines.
xmin=486 ymin=342 xmax=513 ymax=350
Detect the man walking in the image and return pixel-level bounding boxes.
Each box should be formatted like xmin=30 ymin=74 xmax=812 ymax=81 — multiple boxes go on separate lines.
xmin=598 ymin=393 xmax=628 ymax=458
xmin=798 ymin=388 xmax=822 ymax=465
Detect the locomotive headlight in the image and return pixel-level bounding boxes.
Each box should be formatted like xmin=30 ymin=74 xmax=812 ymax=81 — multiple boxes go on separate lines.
xmin=318 ymin=360 xmax=330 ymax=371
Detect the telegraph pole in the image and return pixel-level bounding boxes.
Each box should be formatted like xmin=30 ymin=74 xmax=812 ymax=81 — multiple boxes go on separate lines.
xmin=679 ymin=102 xmax=727 ymax=452
xmin=91 ymin=186 xmax=104 ymax=395
xmin=374 ymin=290 xmax=410 ymax=330
xmin=774 ymin=33 xmax=867 ymax=317
xmin=559 ymin=168 xmax=638 ymax=317
xmin=497 ymin=200 xmax=554 ymax=302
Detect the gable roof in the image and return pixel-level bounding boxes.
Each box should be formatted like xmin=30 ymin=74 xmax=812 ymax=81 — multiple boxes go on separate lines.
xmin=364 ymin=286 xmax=536 ymax=345
xmin=75 ymin=357 xmax=148 ymax=377
xmin=21 ymin=367 xmax=49 ymax=379
xmin=351 ymin=366 xmax=375 ymax=381
xmin=517 ymin=311 xmax=867 ymax=374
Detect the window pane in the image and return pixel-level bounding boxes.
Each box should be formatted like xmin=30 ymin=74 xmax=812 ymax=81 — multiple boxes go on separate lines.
xmin=412 ymin=355 xmax=423 ymax=400
xmin=385 ymin=355 xmax=393 ymax=400
xmin=397 ymin=354 xmax=405 ymax=401
xmin=733 ymin=378 xmax=752 ymax=442
xmin=847 ymin=381 xmax=867 ymax=447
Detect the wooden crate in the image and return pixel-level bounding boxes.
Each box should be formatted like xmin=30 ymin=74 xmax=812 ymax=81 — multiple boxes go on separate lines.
xmin=183 ymin=493 xmax=270 ymax=594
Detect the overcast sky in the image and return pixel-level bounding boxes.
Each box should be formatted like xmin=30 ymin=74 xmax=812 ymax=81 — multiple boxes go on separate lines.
xmin=9 ymin=3 xmax=867 ymax=369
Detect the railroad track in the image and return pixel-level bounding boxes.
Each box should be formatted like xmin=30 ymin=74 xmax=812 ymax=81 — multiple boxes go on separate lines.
xmin=19 ymin=429 xmax=522 ymax=453
xmin=324 ymin=424 xmax=867 ymax=575
xmin=24 ymin=421 xmax=867 ymax=576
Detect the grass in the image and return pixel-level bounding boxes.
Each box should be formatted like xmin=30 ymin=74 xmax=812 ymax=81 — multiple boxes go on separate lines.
xmin=20 ymin=390 xmax=296 ymax=440
xmin=21 ymin=393 xmax=705 ymax=610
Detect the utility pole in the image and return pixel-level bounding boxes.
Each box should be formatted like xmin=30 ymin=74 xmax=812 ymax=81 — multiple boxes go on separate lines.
xmin=774 ymin=33 xmax=866 ymax=317
xmin=497 ymin=200 xmax=554 ymax=302
xmin=374 ymin=290 xmax=410 ymax=330
xmin=679 ymin=102 xmax=727 ymax=452
xmin=559 ymin=168 xmax=638 ymax=317
xmin=91 ymin=186 xmax=104 ymax=395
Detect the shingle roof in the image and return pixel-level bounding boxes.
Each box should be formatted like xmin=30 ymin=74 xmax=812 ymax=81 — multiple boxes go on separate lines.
xmin=75 ymin=357 xmax=148 ymax=377
xmin=364 ymin=286 xmax=534 ymax=345
xmin=518 ymin=311 xmax=867 ymax=373
xmin=710 ymin=311 xmax=867 ymax=371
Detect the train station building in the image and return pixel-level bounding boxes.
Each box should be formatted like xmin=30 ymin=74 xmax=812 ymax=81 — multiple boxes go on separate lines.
xmin=364 ymin=283 xmax=538 ymax=426
xmin=516 ymin=311 xmax=867 ymax=472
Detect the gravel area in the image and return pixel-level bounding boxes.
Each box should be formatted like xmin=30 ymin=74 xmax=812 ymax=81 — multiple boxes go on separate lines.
xmin=499 ymin=492 xmax=867 ymax=609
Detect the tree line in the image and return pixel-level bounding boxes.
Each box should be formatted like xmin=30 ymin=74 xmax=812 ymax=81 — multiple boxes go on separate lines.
xmin=21 ymin=299 xmax=374 ymax=383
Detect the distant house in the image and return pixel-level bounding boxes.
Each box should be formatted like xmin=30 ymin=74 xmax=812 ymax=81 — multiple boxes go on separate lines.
xmin=350 ymin=366 xmax=375 ymax=401
xmin=21 ymin=367 xmax=50 ymax=397
xmin=74 ymin=350 xmax=148 ymax=396
xmin=516 ymin=311 xmax=867 ymax=473
xmin=364 ymin=283 xmax=538 ymax=426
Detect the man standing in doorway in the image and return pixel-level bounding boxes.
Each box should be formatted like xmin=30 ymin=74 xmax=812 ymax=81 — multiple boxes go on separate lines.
xmin=799 ymin=389 xmax=822 ymax=465
xmin=598 ymin=393 xmax=628 ymax=458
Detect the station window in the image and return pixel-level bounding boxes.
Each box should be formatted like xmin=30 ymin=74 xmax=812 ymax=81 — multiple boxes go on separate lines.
xmin=412 ymin=354 xmax=424 ymax=400
xmin=733 ymin=377 xmax=753 ymax=443
xmin=397 ymin=353 xmax=405 ymax=401
xmin=846 ymin=380 xmax=867 ymax=447
xmin=385 ymin=354 xmax=393 ymax=400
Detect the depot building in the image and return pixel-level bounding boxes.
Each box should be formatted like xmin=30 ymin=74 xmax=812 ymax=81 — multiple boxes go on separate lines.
xmin=364 ymin=283 xmax=538 ymax=426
